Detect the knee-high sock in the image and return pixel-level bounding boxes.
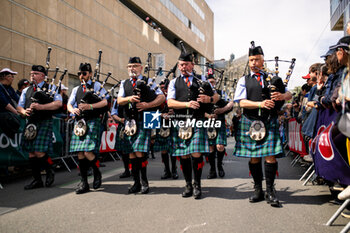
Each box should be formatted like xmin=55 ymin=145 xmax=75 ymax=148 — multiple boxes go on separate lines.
xmin=249 ymin=161 xmax=263 ymax=188
xmin=161 ymin=152 xmax=170 ymax=173
xmin=180 ymin=157 xmax=192 ymax=184
xmin=192 ymin=156 xmax=204 ymax=186
xmin=265 ymin=162 xmax=278 ymax=192
xmin=139 ymin=156 xmax=148 ymax=183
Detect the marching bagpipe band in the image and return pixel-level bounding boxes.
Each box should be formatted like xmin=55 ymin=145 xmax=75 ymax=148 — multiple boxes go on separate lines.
xmin=247 ymin=41 xmax=296 ymax=141
xmin=24 ymin=47 xmax=68 ymax=140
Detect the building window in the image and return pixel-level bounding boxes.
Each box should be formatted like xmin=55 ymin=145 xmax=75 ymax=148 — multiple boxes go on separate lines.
xmin=187 ymin=0 xmax=205 ymax=20
xmin=160 ymin=0 xmax=205 ymax=42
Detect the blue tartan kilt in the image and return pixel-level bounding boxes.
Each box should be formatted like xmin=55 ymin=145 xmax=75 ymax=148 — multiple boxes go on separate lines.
xmin=21 ymin=119 xmax=53 ymax=155
xmin=124 ymin=120 xmax=151 ymax=153
xmin=69 ymin=118 xmax=101 ymax=154
xmin=153 ymin=130 xmax=171 ymax=152
xmin=209 ymin=118 xmax=227 ymax=146
xmin=170 ymin=124 xmax=210 ymax=157
xmin=115 ymin=123 xmax=133 ymax=154
xmin=233 ymin=115 xmax=284 ymax=158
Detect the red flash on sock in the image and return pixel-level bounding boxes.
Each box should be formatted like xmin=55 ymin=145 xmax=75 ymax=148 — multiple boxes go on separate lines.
xmin=225 ymin=151 xmax=227 ymax=156
xmin=129 ymin=164 xmax=132 ymax=170
xmin=180 ymin=165 xmax=183 ymax=171
xmin=249 ymin=171 xmax=251 ymax=177
xmin=142 ymin=160 xmax=149 ymax=168
xmin=276 ymin=171 xmax=279 ymax=178
xmin=176 ymin=157 xmax=180 ymax=161
xmin=47 ymin=157 xmax=53 ymax=165
xmin=205 ymin=157 xmax=209 ymax=162
xmin=197 ymin=161 xmax=205 ymax=170
xmin=95 ymin=160 xmax=100 ymax=168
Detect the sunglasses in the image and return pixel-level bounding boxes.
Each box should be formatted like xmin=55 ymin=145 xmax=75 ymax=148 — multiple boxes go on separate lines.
xmin=78 ymin=71 xmax=88 ymax=76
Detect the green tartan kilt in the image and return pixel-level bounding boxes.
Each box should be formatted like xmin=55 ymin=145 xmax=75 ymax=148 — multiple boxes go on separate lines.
xmin=209 ymin=118 xmax=227 ymax=146
xmin=124 ymin=120 xmax=151 ymax=153
xmin=69 ymin=118 xmax=101 ymax=154
xmin=170 ymin=124 xmax=209 ymax=157
xmin=233 ymin=115 xmax=283 ymax=158
xmin=21 ymin=119 xmax=53 ymax=155
xmin=153 ymin=130 xmax=171 ymax=152
xmin=115 ymin=123 xmax=133 ymax=154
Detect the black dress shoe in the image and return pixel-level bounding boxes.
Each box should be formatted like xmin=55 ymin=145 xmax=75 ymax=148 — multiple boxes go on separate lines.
xmin=218 ymin=167 xmax=225 ymax=178
xmin=161 ymin=171 xmax=172 ymax=179
xmin=172 ymin=171 xmax=179 ymax=180
xmin=182 ymin=184 xmax=193 ymax=198
xmin=45 ymin=168 xmax=55 ymax=187
xmin=92 ymin=170 xmax=102 ymax=189
xmin=193 ymin=184 xmax=202 ymax=199
xmin=265 ymin=190 xmax=281 ymax=207
xmin=207 ymin=170 xmax=217 ymax=179
xmin=249 ymin=187 xmax=265 ymax=203
xmin=141 ymin=181 xmax=149 ymax=194
xmin=128 ymin=183 xmax=141 ymax=194
xmin=75 ymin=181 xmax=90 ymax=194
xmin=119 ymin=171 xmax=131 ymax=178
xmin=24 ymin=180 xmax=44 ymax=190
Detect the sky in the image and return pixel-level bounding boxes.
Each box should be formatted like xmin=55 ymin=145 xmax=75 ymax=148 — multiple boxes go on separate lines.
xmin=205 ymin=0 xmax=344 ymax=90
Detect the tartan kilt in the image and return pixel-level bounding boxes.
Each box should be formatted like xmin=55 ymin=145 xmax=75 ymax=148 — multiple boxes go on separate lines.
xmin=233 ymin=115 xmax=283 ymax=158
xmin=69 ymin=118 xmax=101 ymax=154
xmin=153 ymin=130 xmax=171 ymax=152
xmin=21 ymin=119 xmax=53 ymax=154
xmin=115 ymin=123 xmax=133 ymax=154
xmin=209 ymin=118 xmax=227 ymax=146
xmin=124 ymin=120 xmax=151 ymax=153
xmin=170 ymin=124 xmax=209 ymax=157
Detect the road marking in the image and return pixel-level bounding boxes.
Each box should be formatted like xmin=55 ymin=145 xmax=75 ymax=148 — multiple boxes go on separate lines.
xmin=180 ymin=222 xmax=207 ymax=233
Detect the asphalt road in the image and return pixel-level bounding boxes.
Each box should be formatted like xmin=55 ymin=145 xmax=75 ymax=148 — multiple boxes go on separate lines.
xmin=0 ymin=137 xmax=348 ymax=233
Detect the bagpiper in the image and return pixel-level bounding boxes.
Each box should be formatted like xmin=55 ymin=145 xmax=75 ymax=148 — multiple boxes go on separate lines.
xmin=17 ymin=65 xmax=62 ymax=190
xmin=67 ymin=63 xmax=107 ymax=194
xmin=233 ymin=42 xmax=292 ymax=207
xmin=117 ymin=57 xmax=165 ymax=194
xmin=167 ymin=51 xmax=220 ymax=199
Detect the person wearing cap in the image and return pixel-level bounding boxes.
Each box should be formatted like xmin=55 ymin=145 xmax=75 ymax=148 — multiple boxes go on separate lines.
xmin=206 ymin=74 xmax=233 ymax=179
xmin=17 ymin=65 xmax=62 ymax=190
xmin=16 ymin=79 xmax=30 ymax=97
xmin=118 ymin=57 xmax=165 ymax=194
xmin=321 ymin=36 xmax=350 ymax=108
xmin=167 ymin=51 xmax=220 ymax=199
xmin=67 ymin=63 xmax=108 ymax=194
xmin=0 ymin=68 xmax=19 ymax=114
xmin=233 ymin=42 xmax=292 ymax=207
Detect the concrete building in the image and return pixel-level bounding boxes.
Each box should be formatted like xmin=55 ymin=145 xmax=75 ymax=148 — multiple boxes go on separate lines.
xmin=0 ymin=0 xmax=213 ymax=92
xmin=330 ymin=0 xmax=350 ymax=33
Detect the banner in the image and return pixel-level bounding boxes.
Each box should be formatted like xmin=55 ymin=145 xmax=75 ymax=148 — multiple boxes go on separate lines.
xmin=310 ymin=108 xmax=350 ymax=185
xmin=287 ymin=118 xmax=307 ymax=155
xmin=99 ymin=123 xmax=118 ymax=153
xmin=0 ymin=118 xmax=63 ymax=166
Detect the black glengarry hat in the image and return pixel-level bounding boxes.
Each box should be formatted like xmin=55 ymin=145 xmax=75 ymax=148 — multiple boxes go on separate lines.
xmin=128 ymin=57 xmax=142 ymax=64
xmin=79 ymin=63 xmax=92 ymax=72
xmin=249 ymin=41 xmax=264 ymax=56
xmin=32 ymin=65 xmax=47 ymax=75
xmin=178 ymin=51 xmax=193 ymax=62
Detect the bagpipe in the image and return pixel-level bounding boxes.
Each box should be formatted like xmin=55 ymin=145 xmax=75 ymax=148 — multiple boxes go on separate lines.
xmin=25 ymin=47 xmax=68 ymax=140
xmin=176 ymin=41 xmax=216 ymax=140
xmin=247 ymin=41 xmax=296 ymax=141
xmin=124 ymin=53 xmax=165 ymax=137
xmin=74 ymin=50 xmax=122 ymax=136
